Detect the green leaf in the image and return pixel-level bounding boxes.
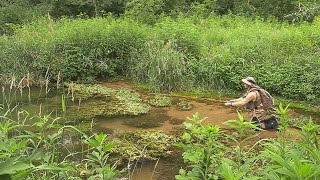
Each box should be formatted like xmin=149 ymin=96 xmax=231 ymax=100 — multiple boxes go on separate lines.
xmin=0 ymin=157 xmax=33 ymax=175
xmin=11 ymin=169 xmax=33 ymax=180
xmin=30 ymin=148 xmax=45 ymax=161
xmin=103 ymin=142 xmax=117 ymax=152
xmin=181 ymin=132 xmax=191 ymax=141
xmin=86 ymin=151 xmax=101 ymax=162
xmin=0 ymin=174 xmax=11 ymax=180
xmin=34 ymin=164 xmax=72 ymax=171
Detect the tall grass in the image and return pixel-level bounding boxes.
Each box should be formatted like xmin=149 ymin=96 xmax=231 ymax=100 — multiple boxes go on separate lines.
xmin=0 ymin=15 xmax=319 ymax=102
xmin=128 ymin=40 xmax=191 ymax=92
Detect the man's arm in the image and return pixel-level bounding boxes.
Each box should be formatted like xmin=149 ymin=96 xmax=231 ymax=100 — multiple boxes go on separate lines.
xmin=229 ymin=97 xmax=244 ymax=102
xmin=230 ymin=92 xmax=256 ymax=107
xmin=224 ymin=97 xmax=244 ymax=106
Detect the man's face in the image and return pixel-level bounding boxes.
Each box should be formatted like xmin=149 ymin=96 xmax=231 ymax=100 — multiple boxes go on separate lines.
xmin=244 ymin=83 xmax=249 ymax=89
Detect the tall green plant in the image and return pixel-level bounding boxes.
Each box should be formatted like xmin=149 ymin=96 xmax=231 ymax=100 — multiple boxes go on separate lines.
xmin=220 ymin=112 xmax=262 ymax=179
xmin=223 ymin=112 xmax=261 ymax=146
xmin=83 ymin=133 xmax=121 ymax=180
xmin=176 ymin=113 xmax=224 ymax=180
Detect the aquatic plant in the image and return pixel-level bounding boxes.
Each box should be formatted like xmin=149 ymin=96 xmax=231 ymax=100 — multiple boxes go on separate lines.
xmin=82 ymin=133 xmax=121 ymax=179
xmin=113 ymin=130 xmax=176 ymax=162
xmin=176 ymin=99 xmax=192 ymax=111
xmin=148 ymin=95 xmax=172 ymax=107
xmin=71 ymin=84 xmax=151 ymax=116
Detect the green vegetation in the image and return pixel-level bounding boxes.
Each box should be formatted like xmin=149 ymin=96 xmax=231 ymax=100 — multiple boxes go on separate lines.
xmin=0 ymin=82 xmax=319 ymax=179
xmin=0 ymin=106 xmax=175 ymax=179
xmin=176 ymin=99 xmax=193 ymax=111
xmin=148 ymin=95 xmax=172 ymax=107
xmin=65 ymin=84 xmax=151 ymax=121
xmin=0 ymin=1 xmax=320 ymax=179
xmin=113 ymin=130 xmax=176 ymax=161
xmin=177 ymin=105 xmax=320 ymax=179
xmin=0 ymin=16 xmax=319 ymax=103
xmin=1 ymin=0 xmax=319 ymax=35
xmin=0 ymin=111 xmax=121 ymax=179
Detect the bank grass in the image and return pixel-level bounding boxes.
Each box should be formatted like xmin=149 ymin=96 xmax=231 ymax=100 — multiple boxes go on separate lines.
xmin=275 ymin=97 xmax=320 ymax=114
xmin=0 ymin=15 xmax=319 ymax=102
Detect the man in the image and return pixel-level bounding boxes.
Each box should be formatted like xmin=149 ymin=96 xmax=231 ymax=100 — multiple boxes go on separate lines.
xmin=224 ymin=77 xmax=268 ymax=129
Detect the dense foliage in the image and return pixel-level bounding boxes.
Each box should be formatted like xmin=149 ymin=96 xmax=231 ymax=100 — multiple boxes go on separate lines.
xmin=0 ymin=0 xmax=319 ymax=102
xmin=0 ymin=16 xmax=319 ymax=102
xmin=177 ymin=107 xmax=320 ymax=179
xmin=0 ymin=2 xmax=319 ymax=178
xmin=1 ymin=0 xmax=319 ymax=34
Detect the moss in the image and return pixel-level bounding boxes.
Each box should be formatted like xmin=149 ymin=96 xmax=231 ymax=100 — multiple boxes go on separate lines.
xmin=61 ymin=84 xmax=151 ymax=123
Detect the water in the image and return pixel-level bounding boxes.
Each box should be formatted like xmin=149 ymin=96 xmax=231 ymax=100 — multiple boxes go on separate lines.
xmin=1 ymin=84 xmax=319 ymax=179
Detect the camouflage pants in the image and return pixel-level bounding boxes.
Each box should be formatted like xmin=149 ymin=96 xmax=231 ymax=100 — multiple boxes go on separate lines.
xmin=249 ymin=108 xmax=266 ymax=121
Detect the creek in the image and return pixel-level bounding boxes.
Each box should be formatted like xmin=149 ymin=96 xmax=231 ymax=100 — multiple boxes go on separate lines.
xmin=1 ymin=81 xmax=318 ymax=180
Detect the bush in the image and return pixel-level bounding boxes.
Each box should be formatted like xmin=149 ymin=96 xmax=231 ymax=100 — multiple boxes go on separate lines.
xmin=0 ymin=15 xmax=319 ymax=102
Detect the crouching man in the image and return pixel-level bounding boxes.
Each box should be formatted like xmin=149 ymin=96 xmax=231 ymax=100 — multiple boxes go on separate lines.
xmin=224 ymin=77 xmax=278 ymax=130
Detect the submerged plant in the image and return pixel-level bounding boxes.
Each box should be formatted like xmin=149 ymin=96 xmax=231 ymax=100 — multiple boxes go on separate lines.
xmin=176 ymin=99 xmax=192 ymax=111
xmin=113 ymin=130 xmax=176 ymax=162
xmin=68 ymin=84 xmax=151 ymax=119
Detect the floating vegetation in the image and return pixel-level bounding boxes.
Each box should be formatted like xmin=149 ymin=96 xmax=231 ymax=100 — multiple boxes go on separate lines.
xmin=63 ymin=84 xmax=151 ymax=122
xmin=148 ymin=95 xmax=172 ymax=107
xmin=176 ymin=99 xmax=192 ymax=111
xmin=113 ymin=130 xmax=176 ymax=161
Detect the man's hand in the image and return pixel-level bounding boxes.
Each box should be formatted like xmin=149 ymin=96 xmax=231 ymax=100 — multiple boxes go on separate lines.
xmin=224 ymin=101 xmax=232 ymax=106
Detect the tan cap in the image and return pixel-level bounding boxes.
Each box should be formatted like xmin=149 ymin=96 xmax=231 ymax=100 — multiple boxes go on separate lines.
xmin=241 ymin=77 xmax=256 ymax=87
